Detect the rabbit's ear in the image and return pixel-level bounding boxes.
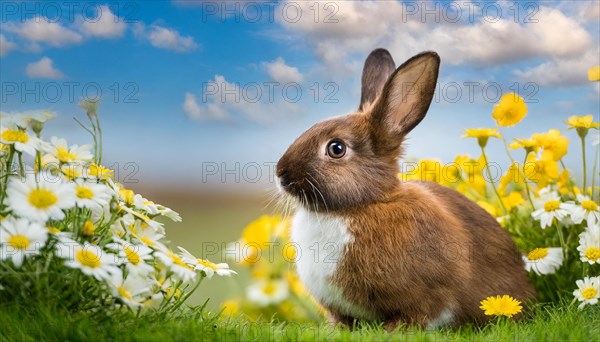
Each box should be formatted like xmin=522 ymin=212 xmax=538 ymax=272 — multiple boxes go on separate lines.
xmin=370 ymin=51 xmax=440 ymax=146
xmin=359 ymin=48 xmax=396 ymax=111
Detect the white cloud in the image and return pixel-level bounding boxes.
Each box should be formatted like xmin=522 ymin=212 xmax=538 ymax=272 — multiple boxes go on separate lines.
xmin=78 ymin=5 xmax=126 ymax=38
xmin=275 ymin=1 xmax=595 ymax=72
xmin=183 ymin=75 xmax=303 ymax=123
xmin=265 ymin=57 xmax=303 ymax=83
xmin=135 ymin=23 xmax=198 ymax=52
xmin=183 ymin=92 xmax=230 ymax=121
xmin=0 ymin=34 xmax=16 ymax=56
xmin=514 ymin=50 xmax=600 ymax=87
xmin=6 ymin=16 xmax=83 ymax=47
xmin=26 ymin=57 xmax=65 ymax=79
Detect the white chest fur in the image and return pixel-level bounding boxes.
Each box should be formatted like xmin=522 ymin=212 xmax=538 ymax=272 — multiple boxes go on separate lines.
xmin=291 ymin=208 xmax=376 ymax=320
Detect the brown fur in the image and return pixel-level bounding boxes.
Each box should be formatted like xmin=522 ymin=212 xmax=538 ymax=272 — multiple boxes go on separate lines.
xmin=276 ymin=49 xmax=535 ymax=329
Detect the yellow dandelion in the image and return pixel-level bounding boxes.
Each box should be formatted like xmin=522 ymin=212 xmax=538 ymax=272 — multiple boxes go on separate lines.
xmin=462 ymin=128 xmax=502 ymax=148
xmin=588 ymin=65 xmax=600 ymax=82
xmin=501 ymin=192 xmax=524 ymax=212
xmin=477 ymin=201 xmax=498 ymax=217
xmin=492 ymin=93 xmax=527 ymax=127
xmin=509 ymin=137 xmax=539 ymax=154
xmin=479 ymin=295 xmax=522 ymax=317
xmin=531 ymin=129 xmax=569 ymax=161
xmin=565 ymin=115 xmax=599 ymax=130
xmin=220 ymin=300 xmax=240 ymax=316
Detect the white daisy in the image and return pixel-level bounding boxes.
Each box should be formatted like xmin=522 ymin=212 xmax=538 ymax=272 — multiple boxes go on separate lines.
xmin=155 ymin=204 xmax=181 ymax=222
xmin=155 ymin=247 xmax=196 ymax=283
xmin=247 ymin=279 xmax=289 ymax=307
xmin=0 ymin=217 xmax=48 ymax=268
xmin=42 ymin=136 xmax=93 ymax=165
xmin=143 ymin=292 xmax=165 ymax=310
xmin=532 ymin=187 xmax=559 ymax=208
xmin=0 ymin=124 xmax=40 ymax=156
xmin=107 ymin=273 xmax=151 ymax=308
xmin=107 ymin=238 xmax=154 ymax=276
xmin=60 ymin=163 xmax=87 ymax=181
xmin=129 ymin=220 xmax=166 ymax=249
xmin=1 ymin=110 xmax=54 ymax=127
xmin=6 ymin=173 xmax=76 ymax=222
xmin=109 ymin=213 xmax=136 ymax=238
xmin=133 ymin=195 xmax=182 ymax=222
xmin=531 ymin=192 xmax=572 ymax=229
xmin=23 ymin=109 xmax=55 ymax=124
xmin=73 ymin=179 xmax=113 ymax=211
xmin=56 ymin=238 xmax=121 ymax=281
xmin=522 ymin=247 xmax=563 ymax=275
xmin=570 ymin=195 xmax=600 ymax=226
xmin=178 ymin=247 xmax=236 ymax=279
xmin=119 ymin=204 xmax=164 ymax=233
xmin=573 ymin=276 xmax=600 ymax=309
xmin=578 ymin=223 xmax=600 ymax=264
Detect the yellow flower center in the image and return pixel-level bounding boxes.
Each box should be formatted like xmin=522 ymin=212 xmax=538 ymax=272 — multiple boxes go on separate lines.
xmin=118 ymin=286 xmax=133 ymax=300
xmin=527 ymin=248 xmax=549 ymax=261
xmin=263 ymin=282 xmax=277 ymax=295
xmin=76 ymin=186 xmax=94 ymax=199
xmin=8 ymin=234 xmax=30 ymax=249
xmin=88 ymin=164 xmax=114 ymax=180
xmin=120 ymin=189 xmax=135 ymax=205
xmin=82 ymin=220 xmax=95 ymax=236
xmin=582 ymin=200 xmax=598 ymax=211
xmin=62 ymin=167 xmax=80 ymax=180
xmin=169 ymin=252 xmax=193 ymax=270
xmin=140 ymin=237 xmax=154 ymax=246
xmin=584 ymin=247 xmax=600 ymax=262
xmin=125 ymin=246 xmax=141 ymax=265
xmin=582 ymin=287 xmax=598 ymax=300
xmin=1 ymin=129 xmax=29 ymax=143
xmin=76 ymin=249 xmax=101 ymax=268
xmin=544 ymin=200 xmax=560 ymax=212
xmin=56 ymin=147 xmax=76 ymax=162
xmin=28 ymin=189 xmax=58 ymax=209
xmin=47 ymin=226 xmax=60 ymax=234
xmin=197 ymin=259 xmax=217 ymax=271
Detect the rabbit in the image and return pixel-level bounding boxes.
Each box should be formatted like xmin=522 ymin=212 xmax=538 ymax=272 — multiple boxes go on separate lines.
xmin=275 ymin=48 xmax=536 ymax=330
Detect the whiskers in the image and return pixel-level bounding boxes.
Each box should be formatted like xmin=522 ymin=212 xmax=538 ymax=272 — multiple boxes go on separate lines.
xmin=264 ymin=181 xmax=297 ymax=224
xmin=263 ymin=173 xmax=329 ymax=225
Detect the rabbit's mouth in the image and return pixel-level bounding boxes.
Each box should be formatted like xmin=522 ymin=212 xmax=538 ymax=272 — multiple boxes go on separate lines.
xmin=276 ymin=175 xmax=330 ymax=212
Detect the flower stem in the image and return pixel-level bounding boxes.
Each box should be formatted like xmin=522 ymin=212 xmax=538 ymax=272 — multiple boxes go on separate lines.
xmin=0 ymin=146 xmax=15 ymax=206
xmin=480 ymin=146 xmax=507 ymax=214
xmin=500 ymin=137 xmax=535 ymax=208
xmin=168 ymin=276 xmax=204 ymax=313
xmin=94 ymin=114 xmax=103 ymax=165
xmin=581 ymin=135 xmax=587 ymax=192
xmin=17 ymin=152 xmax=24 ymax=177
xmin=556 ymin=222 xmax=568 ymax=263
xmin=592 ymin=144 xmax=599 ymax=201
xmin=520 ymin=155 xmax=535 ymax=208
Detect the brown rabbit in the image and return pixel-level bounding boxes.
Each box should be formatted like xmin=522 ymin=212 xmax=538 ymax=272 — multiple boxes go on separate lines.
xmin=276 ymin=49 xmax=535 ymax=330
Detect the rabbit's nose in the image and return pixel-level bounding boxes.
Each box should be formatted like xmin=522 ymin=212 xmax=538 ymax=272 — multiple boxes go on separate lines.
xmin=278 ymin=172 xmax=292 ymax=190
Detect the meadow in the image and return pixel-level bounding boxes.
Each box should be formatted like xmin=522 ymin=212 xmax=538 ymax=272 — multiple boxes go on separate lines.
xmin=1 ymin=84 xmax=599 ymax=341
xmin=2 ymin=184 xmax=598 ymax=341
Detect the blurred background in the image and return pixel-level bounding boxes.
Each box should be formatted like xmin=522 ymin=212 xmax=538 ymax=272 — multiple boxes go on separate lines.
xmin=1 ymin=0 xmax=599 ymax=311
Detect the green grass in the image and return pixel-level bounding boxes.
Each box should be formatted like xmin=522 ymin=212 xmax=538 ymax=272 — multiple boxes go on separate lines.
xmin=1 ymin=301 xmax=598 ymax=341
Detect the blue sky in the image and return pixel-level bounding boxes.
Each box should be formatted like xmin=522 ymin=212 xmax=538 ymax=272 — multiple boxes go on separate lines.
xmin=1 ymin=0 xmax=599 ymax=188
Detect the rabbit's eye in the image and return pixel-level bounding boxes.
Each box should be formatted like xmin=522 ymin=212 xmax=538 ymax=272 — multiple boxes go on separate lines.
xmin=327 ymin=140 xmax=346 ymax=159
